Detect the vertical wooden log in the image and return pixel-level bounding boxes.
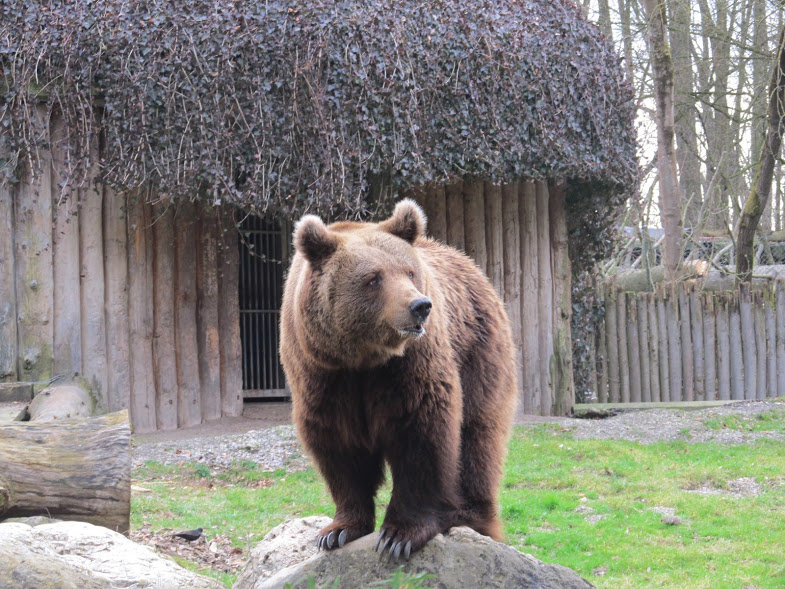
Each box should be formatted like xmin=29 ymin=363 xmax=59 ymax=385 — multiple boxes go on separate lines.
xmin=729 ymin=290 xmax=744 ymax=400
xmin=197 ymin=209 xmax=222 ymax=422
xmin=678 ymin=283 xmax=694 ymax=401
xmin=739 ymin=283 xmax=756 ymax=400
xmin=754 ymin=291 xmax=767 ymax=400
xmin=484 ymin=182 xmax=504 ymax=298
xmin=103 ymin=187 xmax=131 ymax=412
xmin=627 ymin=295 xmax=642 ymax=403
xmin=536 ymin=182 xmax=554 ymax=415
xmin=690 ymin=285 xmax=705 ymax=400
xmin=445 ymin=181 xmax=465 ymax=252
xmin=702 ymin=293 xmax=717 ymax=400
xmin=716 ymin=293 xmax=731 ymax=400
xmin=637 ymin=293 xmax=652 ymax=403
xmin=79 ymin=149 xmax=108 ymax=407
xmin=0 ymin=179 xmax=17 ymax=380
xmin=597 ymin=307 xmax=609 ymax=403
xmin=175 ymin=203 xmax=202 ymax=427
xmin=547 ymin=181 xmax=573 ymax=416
xmin=777 ymin=281 xmax=785 ymax=395
xmin=152 ymin=203 xmax=178 ymax=431
xmin=520 ymin=181 xmax=540 ymax=413
xmin=765 ymin=289 xmax=776 ymax=399
xmin=647 ymin=292 xmax=662 ymax=402
xmin=501 ymin=183 xmax=523 ymax=410
xmin=617 ymin=292 xmax=630 ymax=403
xmin=656 ymin=293 xmax=671 ymax=402
xmin=51 ymin=118 xmax=81 ymax=379
xmin=126 ymin=192 xmax=156 ymax=432
xmin=463 ymin=180 xmax=486 ymax=273
xmin=666 ymin=284 xmax=682 ymax=401
xmin=606 ymin=290 xmax=621 ymax=403
xmin=14 ymin=119 xmax=54 ymax=383
xmin=428 ymin=186 xmax=447 ymax=243
xmin=218 ymin=207 xmax=243 ymax=417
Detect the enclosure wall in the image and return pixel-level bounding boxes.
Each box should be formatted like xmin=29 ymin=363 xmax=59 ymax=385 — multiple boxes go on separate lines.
xmin=0 ymin=157 xmax=243 ymax=433
xmin=595 ymin=281 xmax=785 ymax=403
xmin=414 ymin=180 xmax=574 ymax=416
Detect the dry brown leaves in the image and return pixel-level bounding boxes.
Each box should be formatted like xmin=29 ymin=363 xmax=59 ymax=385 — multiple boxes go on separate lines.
xmin=130 ymin=524 xmax=247 ymax=574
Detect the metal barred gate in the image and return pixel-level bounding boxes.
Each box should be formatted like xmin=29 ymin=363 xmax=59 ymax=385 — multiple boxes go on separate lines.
xmin=238 ymin=216 xmax=289 ymax=398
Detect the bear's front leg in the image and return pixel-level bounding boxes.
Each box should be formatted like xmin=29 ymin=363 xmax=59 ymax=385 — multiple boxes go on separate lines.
xmin=308 ymin=444 xmax=385 ymax=550
xmin=376 ymin=398 xmax=462 ymax=561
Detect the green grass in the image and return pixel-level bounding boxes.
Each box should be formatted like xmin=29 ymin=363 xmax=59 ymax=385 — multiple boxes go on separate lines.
xmin=702 ymin=408 xmax=785 ymax=433
xmin=132 ymin=424 xmax=785 ymax=588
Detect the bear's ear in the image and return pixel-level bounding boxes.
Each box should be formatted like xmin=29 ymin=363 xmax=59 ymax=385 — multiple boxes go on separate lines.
xmin=293 ymin=215 xmax=339 ymax=264
xmin=379 ymin=198 xmax=427 ymax=244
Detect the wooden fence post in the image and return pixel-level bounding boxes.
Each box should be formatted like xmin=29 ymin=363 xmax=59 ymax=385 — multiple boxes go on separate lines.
xmin=716 ymin=293 xmax=731 ymax=401
xmin=484 ymin=182 xmax=504 ymax=298
xmin=463 ymin=180 xmax=486 ymax=273
xmin=703 ymin=293 xmax=717 ymax=400
xmin=446 ymin=182 xmax=465 ymax=252
xmin=617 ymin=292 xmax=630 ymax=403
xmin=103 ymin=187 xmax=131 ymax=412
xmin=218 ymin=207 xmax=243 ymax=417
xmin=606 ymin=289 xmax=620 ymax=403
xmin=754 ymin=290 xmax=767 ymax=400
xmin=197 ymin=209 xmax=222 ymax=422
xmin=501 ymin=183 xmax=523 ymax=411
xmin=777 ymin=281 xmax=785 ymax=395
xmin=690 ymin=284 xmax=705 ymax=400
xmin=678 ymin=283 xmax=694 ymax=401
xmin=666 ymin=284 xmax=682 ymax=401
xmin=656 ymin=290 xmax=670 ymax=402
xmin=729 ymin=291 xmax=744 ymax=400
xmin=765 ymin=287 xmax=777 ymax=398
xmin=638 ymin=293 xmax=652 ymax=403
xmin=627 ymin=295 xmax=642 ymax=403
xmin=739 ymin=283 xmax=756 ymax=400
xmin=0 ymin=179 xmax=16 ymax=381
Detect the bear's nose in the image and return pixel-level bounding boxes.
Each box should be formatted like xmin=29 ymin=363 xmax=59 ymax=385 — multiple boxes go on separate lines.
xmin=409 ymin=298 xmax=432 ymax=323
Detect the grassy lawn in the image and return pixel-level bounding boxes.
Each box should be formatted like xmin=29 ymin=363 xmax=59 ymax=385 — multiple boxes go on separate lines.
xmin=132 ymin=422 xmax=785 ymax=588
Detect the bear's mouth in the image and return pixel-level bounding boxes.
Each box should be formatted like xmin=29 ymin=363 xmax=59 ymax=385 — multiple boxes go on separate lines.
xmin=399 ymin=324 xmax=426 ymax=338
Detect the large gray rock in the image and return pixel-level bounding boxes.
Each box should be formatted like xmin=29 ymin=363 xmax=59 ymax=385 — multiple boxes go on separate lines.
xmin=0 ymin=519 xmax=222 ymax=588
xmin=28 ymin=383 xmax=93 ymax=421
xmin=235 ymin=520 xmax=593 ymax=589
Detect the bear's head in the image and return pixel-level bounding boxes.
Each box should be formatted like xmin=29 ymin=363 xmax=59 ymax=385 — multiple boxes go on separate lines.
xmin=292 ymin=199 xmax=432 ymax=368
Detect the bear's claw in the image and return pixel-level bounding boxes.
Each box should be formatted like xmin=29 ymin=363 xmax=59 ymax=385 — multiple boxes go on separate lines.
xmin=316 ymin=526 xmax=354 ymax=551
xmin=375 ymin=528 xmax=415 ymax=562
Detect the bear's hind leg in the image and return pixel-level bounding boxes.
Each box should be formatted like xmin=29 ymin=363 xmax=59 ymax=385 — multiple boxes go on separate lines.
xmin=312 ymin=448 xmax=385 ymax=550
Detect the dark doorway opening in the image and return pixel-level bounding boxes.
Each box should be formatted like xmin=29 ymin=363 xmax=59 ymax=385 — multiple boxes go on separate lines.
xmin=238 ymin=216 xmax=289 ymax=398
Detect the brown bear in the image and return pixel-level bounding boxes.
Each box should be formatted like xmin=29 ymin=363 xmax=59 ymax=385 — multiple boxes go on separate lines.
xmin=279 ymin=199 xmax=518 ymax=561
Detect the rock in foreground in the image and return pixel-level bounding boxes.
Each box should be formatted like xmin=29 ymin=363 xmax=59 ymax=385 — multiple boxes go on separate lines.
xmin=0 ymin=519 xmax=222 ymax=589
xmin=236 ymin=519 xmax=593 ymax=589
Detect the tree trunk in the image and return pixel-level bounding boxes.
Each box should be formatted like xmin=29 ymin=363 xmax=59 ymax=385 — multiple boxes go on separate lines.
xmin=736 ymin=24 xmax=785 ymax=283
xmin=642 ymin=0 xmax=684 ymax=281
xmin=0 ymin=411 xmax=131 ymax=532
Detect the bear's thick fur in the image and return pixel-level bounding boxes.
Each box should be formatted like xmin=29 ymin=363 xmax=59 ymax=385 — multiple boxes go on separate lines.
xmin=279 ymin=199 xmax=518 ymax=560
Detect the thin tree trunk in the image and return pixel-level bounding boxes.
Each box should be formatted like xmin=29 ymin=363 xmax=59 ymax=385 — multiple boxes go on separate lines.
xmin=642 ymin=0 xmax=684 ymax=281
xmin=737 ymin=25 xmax=785 ymax=282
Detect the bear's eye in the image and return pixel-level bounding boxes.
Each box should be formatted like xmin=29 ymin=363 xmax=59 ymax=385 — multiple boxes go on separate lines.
xmin=408 ymin=271 xmax=415 ymax=280
xmin=366 ymin=273 xmax=381 ymax=288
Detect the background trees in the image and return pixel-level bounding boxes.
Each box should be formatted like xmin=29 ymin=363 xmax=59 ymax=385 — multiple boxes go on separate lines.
xmin=586 ymin=0 xmax=783 ymax=274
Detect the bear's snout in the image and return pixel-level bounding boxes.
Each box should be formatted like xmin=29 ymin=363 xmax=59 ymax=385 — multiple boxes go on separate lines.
xmin=409 ymin=298 xmax=432 ymax=323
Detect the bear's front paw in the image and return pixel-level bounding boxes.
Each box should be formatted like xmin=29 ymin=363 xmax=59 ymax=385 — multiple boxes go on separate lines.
xmin=374 ymin=521 xmax=439 ymax=562
xmin=316 ymin=521 xmax=371 ymax=551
